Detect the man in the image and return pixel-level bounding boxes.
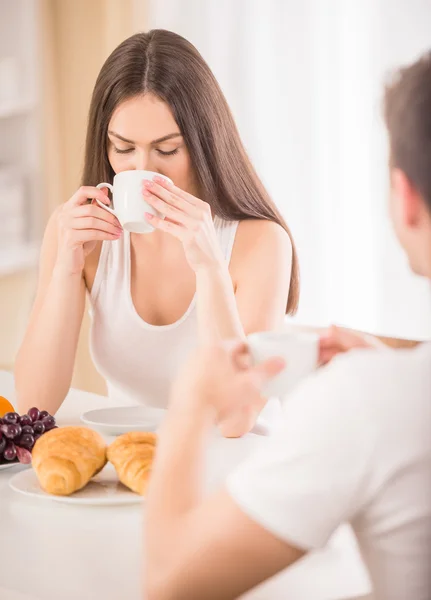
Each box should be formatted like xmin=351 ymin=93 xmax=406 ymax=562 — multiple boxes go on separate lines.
xmin=144 ymin=52 xmax=431 ymax=600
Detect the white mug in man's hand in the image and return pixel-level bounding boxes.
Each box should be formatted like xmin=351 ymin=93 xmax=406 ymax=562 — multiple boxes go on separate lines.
xmin=248 ymin=331 xmax=319 ymax=398
xmin=95 ymin=169 xmax=172 ymax=234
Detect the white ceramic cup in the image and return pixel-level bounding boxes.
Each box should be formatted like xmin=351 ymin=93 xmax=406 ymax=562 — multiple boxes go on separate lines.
xmin=248 ymin=331 xmax=319 ymax=398
xmin=95 ymin=170 xmax=172 ymax=234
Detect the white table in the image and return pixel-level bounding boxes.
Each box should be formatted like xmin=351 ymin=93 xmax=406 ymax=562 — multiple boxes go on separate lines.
xmin=0 ymin=371 xmax=371 ymax=600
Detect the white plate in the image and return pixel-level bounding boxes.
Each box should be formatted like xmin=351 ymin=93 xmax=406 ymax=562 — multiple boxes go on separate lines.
xmin=0 ymin=462 xmax=22 ymax=471
xmin=80 ymin=405 xmax=165 ymax=436
xmin=9 ymin=463 xmax=142 ymax=505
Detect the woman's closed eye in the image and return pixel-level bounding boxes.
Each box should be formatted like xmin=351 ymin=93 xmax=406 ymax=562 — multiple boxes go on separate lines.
xmin=156 ymin=147 xmax=180 ymax=157
xmin=112 ymin=146 xmax=179 ymax=156
xmin=113 ymin=146 xmax=134 ymax=154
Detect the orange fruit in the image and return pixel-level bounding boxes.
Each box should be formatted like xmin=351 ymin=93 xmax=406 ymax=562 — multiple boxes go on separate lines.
xmin=0 ymin=396 xmax=15 ymax=417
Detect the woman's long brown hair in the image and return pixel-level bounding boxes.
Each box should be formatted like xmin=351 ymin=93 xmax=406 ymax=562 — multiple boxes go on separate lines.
xmin=82 ymin=29 xmax=299 ymax=313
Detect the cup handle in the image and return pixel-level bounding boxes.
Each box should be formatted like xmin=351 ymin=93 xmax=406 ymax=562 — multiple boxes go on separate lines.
xmin=95 ymin=183 xmax=116 ymax=216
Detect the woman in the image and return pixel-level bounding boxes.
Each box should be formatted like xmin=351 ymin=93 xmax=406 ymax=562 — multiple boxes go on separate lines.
xmin=15 ymin=30 xmax=299 ymax=436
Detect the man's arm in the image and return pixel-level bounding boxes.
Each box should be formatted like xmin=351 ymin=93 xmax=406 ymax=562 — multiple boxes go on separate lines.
xmin=145 ymin=345 xmax=374 ymax=599
xmin=145 ymin=399 xmax=304 ymax=600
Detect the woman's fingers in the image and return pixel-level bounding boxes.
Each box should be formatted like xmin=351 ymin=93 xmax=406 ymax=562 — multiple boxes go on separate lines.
xmin=144 ymin=212 xmax=186 ymax=240
xmin=152 ymin=175 xmax=200 ymax=206
xmin=144 ymin=193 xmax=195 ymax=227
xmin=143 ymin=180 xmax=200 ymax=216
xmin=67 ymin=186 xmax=112 ymax=208
xmin=69 ymin=216 xmax=123 ymax=237
xmin=72 ymin=203 xmax=121 ymax=228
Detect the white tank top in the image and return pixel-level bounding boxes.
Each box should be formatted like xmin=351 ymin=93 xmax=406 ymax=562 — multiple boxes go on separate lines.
xmin=89 ymin=216 xmax=239 ymax=408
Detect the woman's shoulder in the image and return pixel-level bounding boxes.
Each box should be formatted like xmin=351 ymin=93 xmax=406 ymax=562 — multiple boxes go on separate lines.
xmin=230 ymin=219 xmax=292 ymax=274
xmin=234 ymin=218 xmax=292 ymax=255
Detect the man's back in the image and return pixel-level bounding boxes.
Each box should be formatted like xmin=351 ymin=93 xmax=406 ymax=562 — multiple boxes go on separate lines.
xmin=228 ymin=343 xmax=431 ymax=599
xmin=349 ymin=343 xmax=431 ymax=598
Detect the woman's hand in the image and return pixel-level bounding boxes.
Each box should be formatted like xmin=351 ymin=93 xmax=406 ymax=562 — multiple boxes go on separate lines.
xmin=56 ymin=186 xmax=123 ymax=275
xmin=142 ymin=176 xmax=224 ymax=271
xmin=319 ymin=325 xmax=386 ymax=365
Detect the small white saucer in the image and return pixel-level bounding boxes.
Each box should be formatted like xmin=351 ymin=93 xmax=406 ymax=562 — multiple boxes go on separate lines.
xmin=80 ymin=405 xmax=165 ymax=436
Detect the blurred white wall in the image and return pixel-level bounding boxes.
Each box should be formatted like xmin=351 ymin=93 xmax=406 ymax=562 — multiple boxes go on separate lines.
xmin=146 ymin=0 xmax=431 ymax=340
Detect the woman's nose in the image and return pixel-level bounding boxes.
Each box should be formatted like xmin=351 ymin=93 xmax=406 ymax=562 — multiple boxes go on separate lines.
xmin=133 ymin=149 xmax=153 ymax=172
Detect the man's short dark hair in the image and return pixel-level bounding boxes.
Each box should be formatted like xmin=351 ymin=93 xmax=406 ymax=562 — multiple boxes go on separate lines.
xmin=384 ymin=51 xmax=431 ymax=212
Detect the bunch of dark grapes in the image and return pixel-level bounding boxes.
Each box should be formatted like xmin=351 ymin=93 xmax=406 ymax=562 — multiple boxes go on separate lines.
xmin=0 ymin=408 xmax=57 ymax=465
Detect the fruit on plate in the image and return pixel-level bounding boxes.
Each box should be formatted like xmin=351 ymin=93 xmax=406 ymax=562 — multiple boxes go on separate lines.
xmin=0 ymin=406 xmax=57 ymax=466
xmin=0 ymin=396 xmax=15 ymax=418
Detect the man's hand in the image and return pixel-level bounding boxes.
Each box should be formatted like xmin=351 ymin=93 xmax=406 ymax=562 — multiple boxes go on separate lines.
xmin=319 ymin=325 xmax=385 ymax=365
xmin=170 ymin=342 xmax=285 ymax=434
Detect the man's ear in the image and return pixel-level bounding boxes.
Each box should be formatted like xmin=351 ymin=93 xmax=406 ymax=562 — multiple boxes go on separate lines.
xmin=392 ymin=168 xmax=423 ymax=227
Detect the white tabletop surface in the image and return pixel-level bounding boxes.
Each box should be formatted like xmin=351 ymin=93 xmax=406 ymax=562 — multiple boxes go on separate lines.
xmin=0 ymin=371 xmax=371 ymax=600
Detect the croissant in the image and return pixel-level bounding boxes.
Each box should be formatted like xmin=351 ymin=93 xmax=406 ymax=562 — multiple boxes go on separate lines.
xmin=32 ymin=426 xmax=107 ymax=496
xmin=107 ymin=432 xmax=157 ymax=495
